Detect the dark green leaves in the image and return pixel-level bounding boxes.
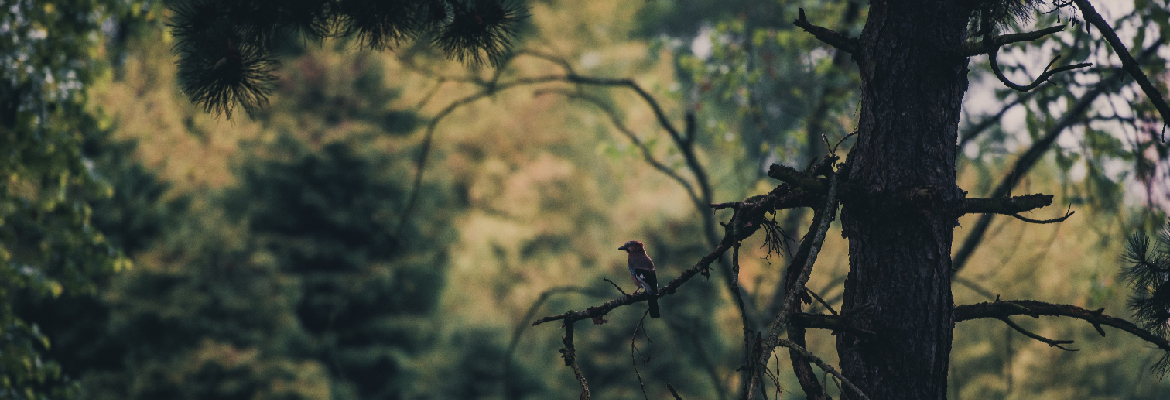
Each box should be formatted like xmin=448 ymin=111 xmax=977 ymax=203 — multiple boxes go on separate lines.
xmin=169 ymin=0 xmax=527 ymax=118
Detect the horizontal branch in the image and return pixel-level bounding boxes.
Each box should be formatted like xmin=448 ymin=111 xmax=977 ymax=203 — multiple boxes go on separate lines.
xmin=955 ymin=300 xmax=1170 ymax=352
xmin=959 ymin=25 xmax=1068 ymax=57
xmin=961 ymin=194 xmax=1054 ymax=215
xmin=793 ymin=8 xmax=859 ymax=56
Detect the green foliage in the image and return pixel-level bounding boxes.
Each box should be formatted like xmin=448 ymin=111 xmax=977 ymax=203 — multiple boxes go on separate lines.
xmin=168 ymin=0 xmax=527 ymax=117
xmin=1123 ymin=220 xmax=1170 ymax=375
xmin=0 ymin=0 xmax=151 ymax=397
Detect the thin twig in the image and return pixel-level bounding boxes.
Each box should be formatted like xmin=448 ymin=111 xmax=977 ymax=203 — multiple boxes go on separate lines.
xmin=998 ymin=316 xmax=1078 ymax=351
xmin=604 ymin=277 xmax=629 ymax=295
xmin=806 ymin=288 xmax=838 ymax=315
xmin=1011 ymin=205 xmax=1075 ymax=224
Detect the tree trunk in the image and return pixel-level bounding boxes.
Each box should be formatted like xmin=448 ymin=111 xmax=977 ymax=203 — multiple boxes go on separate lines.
xmin=836 ymin=1 xmax=969 ymax=399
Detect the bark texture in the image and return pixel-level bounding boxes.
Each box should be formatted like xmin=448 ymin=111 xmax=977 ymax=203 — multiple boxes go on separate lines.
xmin=836 ymin=0 xmax=970 ymax=398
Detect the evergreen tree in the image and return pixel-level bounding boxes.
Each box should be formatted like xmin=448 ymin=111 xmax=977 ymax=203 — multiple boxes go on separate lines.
xmin=167 ymin=0 xmax=526 ymax=117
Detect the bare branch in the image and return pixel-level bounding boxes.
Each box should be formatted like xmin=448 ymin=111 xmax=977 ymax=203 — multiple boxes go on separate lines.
xmin=806 ymin=288 xmax=838 ymax=316
xmin=955 ymin=300 xmax=1170 ymax=353
xmin=747 ymin=163 xmax=839 ymax=397
xmin=959 ymin=25 xmax=1068 ymax=57
xmin=1010 ymin=205 xmax=1074 ymax=224
xmin=505 ymin=286 xmax=597 ymax=399
xmin=777 ymin=339 xmax=871 ymax=400
xmin=961 ymin=194 xmax=1055 ymax=215
xmin=560 ymin=322 xmax=591 ymax=400
xmin=1073 ymin=0 xmax=1170 ymax=140
xmin=667 ymin=384 xmax=684 ymax=400
xmin=536 ymin=88 xmax=705 ymax=213
xmin=989 ymin=51 xmax=1092 ymax=92
xmin=793 ymin=8 xmax=860 ymax=56
xmin=998 ymin=316 xmax=1078 ymax=351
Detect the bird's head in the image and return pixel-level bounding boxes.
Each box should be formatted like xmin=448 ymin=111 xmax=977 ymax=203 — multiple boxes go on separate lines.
xmin=618 ymin=240 xmax=645 ymax=253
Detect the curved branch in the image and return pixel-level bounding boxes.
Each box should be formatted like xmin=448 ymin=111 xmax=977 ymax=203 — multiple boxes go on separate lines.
xmin=989 ymin=51 xmax=1092 ymax=92
xmin=535 ymin=88 xmax=704 ymax=211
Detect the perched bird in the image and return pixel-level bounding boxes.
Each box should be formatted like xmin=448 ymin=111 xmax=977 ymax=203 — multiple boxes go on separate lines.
xmin=619 ymin=240 xmax=660 ymax=318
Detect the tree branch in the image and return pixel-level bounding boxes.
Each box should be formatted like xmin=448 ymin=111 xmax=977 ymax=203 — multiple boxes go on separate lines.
xmin=777 ymin=339 xmax=871 ymax=400
xmin=746 ymin=163 xmax=839 ymax=398
xmin=1073 ymin=0 xmax=1170 ymax=139
xmin=959 ymin=25 xmax=1068 ymax=57
xmin=997 ymin=316 xmax=1078 ymax=351
xmin=961 ymin=194 xmax=1055 ymax=215
xmin=560 ymin=322 xmax=591 ymax=400
xmin=989 ymin=51 xmax=1092 ymax=92
xmin=955 ymin=300 xmax=1170 ymax=353
xmin=537 ymin=88 xmax=705 ymax=210
xmin=793 ymin=8 xmax=860 ymax=56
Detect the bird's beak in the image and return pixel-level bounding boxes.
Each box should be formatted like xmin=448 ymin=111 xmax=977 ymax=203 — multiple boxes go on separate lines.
xmin=618 ymin=244 xmax=627 ymax=251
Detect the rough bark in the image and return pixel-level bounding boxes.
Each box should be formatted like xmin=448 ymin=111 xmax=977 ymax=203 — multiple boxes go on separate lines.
xmin=835 ymin=1 xmax=970 ymax=398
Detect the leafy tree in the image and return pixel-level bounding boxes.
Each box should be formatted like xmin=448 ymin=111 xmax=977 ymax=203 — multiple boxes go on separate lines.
xmin=0 ymin=1 xmax=150 ymax=397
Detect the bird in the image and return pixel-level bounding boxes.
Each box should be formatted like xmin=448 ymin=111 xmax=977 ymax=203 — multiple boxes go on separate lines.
xmin=619 ymin=240 xmax=660 ymax=318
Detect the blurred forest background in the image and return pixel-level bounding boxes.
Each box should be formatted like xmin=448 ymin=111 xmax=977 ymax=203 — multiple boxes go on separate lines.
xmin=3 ymin=0 xmax=1170 ymax=399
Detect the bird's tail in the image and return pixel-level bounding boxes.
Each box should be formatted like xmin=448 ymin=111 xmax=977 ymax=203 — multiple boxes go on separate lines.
xmin=648 ymin=295 xmax=660 ymax=318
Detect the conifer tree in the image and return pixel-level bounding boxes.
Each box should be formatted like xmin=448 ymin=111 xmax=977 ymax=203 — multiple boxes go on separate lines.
xmin=168 ymin=0 xmax=525 ymax=118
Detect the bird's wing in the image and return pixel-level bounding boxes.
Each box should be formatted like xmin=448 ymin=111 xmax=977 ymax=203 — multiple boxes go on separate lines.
xmin=629 ymin=254 xmax=656 ymax=271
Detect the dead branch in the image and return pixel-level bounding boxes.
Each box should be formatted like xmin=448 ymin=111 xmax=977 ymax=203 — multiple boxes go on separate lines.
xmin=997 ymin=316 xmax=1078 ymax=351
xmin=989 ymin=51 xmax=1092 ymax=92
xmin=777 ymin=339 xmax=871 ymax=400
xmin=537 ymin=88 xmax=704 ymax=209
xmin=561 ymin=322 xmax=591 ymax=400
xmin=955 ymin=300 xmax=1170 ymax=353
xmin=961 ymin=194 xmax=1055 ymax=215
xmin=793 ymin=8 xmax=860 ymax=56
xmin=746 ymin=163 xmax=839 ymax=398
xmin=959 ymin=25 xmax=1068 ymax=57
xmin=1010 ymin=205 xmax=1074 ymax=224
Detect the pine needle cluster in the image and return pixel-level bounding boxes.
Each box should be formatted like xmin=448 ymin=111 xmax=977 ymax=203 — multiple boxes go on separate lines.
xmin=1121 ymin=220 xmax=1170 ymax=375
xmin=169 ymin=0 xmax=525 ymax=118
